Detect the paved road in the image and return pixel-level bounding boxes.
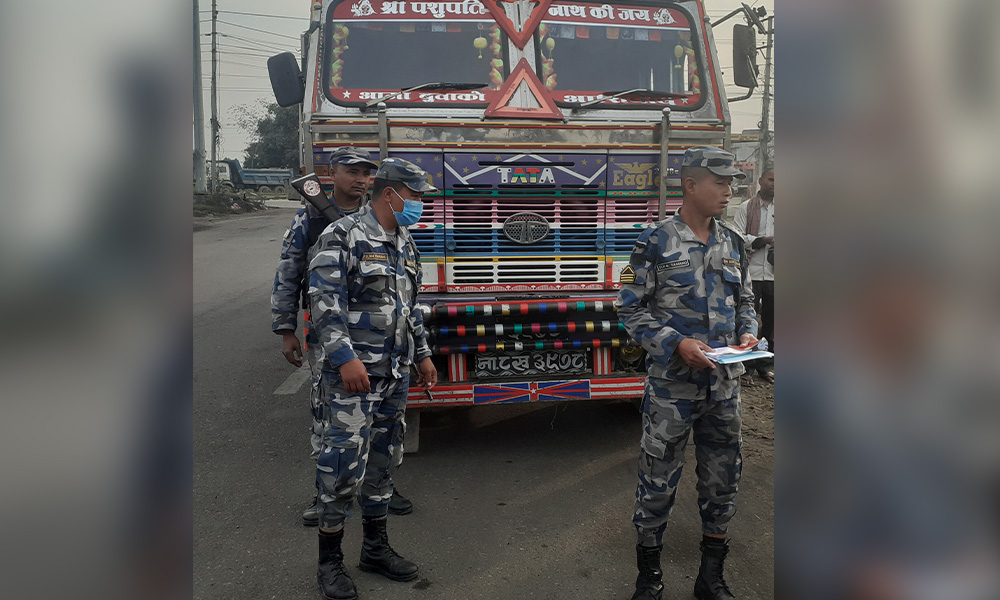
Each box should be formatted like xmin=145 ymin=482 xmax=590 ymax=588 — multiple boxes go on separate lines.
xmin=194 ymin=209 xmax=774 ymax=600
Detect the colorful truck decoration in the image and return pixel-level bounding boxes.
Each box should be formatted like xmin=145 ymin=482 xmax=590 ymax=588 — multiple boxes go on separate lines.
xmin=269 ymin=0 xmax=755 ymax=435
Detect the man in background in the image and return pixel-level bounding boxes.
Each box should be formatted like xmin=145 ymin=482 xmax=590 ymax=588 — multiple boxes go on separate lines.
xmin=734 ymin=166 xmax=774 ymax=383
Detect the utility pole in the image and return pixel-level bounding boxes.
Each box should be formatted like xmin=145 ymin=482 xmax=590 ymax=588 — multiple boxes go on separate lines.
xmin=193 ymin=0 xmax=207 ymax=194
xmin=210 ymin=0 xmax=219 ymax=195
xmin=757 ymin=15 xmax=773 ymax=175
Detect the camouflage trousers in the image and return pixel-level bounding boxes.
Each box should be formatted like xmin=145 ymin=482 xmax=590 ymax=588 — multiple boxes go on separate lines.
xmin=304 ymin=312 xmax=323 ymax=459
xmin=316 ymin=371 xmax=408 ymax=530
xmin=634 ymin=376 xmax=743 ymax=547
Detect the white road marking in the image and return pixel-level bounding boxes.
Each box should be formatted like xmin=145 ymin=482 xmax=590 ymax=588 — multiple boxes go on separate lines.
xmin=273 ymin=365 xmax=311 ymax=395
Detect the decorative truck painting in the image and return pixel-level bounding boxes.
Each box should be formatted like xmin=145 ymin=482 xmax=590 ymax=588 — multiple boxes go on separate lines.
xmin=268 ymin=0 xmax=758 ymax=440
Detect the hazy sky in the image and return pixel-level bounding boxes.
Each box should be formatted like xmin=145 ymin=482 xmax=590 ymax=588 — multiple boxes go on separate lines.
xmin=197 ymin=0 xmax=774 ymax=160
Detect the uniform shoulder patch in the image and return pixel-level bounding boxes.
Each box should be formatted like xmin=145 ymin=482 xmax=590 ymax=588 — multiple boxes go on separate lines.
xmin=620 ymin=265 xmax=636 ymax=284
xmin=361 ymin=252 xmax=389 ymax=262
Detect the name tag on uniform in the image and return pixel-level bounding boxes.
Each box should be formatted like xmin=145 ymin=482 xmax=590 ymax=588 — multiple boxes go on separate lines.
xmin=405 ymin=259 xmax=418 ymax=270
xmin=361 ymin=252 xmax=389 ymax=262
xmin=282 ymin=228 xmax=294 ymax=243
xmin=656 ymin=259 xmax=690 ymax=272
xmin=723 ymin=258 xmax=740 ymax=268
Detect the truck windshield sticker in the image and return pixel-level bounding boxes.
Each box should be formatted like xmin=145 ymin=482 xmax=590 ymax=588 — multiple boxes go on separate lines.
xmin=326 ymin=0 xmax=703 ymax=109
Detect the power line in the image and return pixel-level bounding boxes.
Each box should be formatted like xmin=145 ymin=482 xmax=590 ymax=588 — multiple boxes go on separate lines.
xmin=202 ymin=73 xmax=271 ymax=79
xmin=202 ymin=32 xmax=295 ymax=53
xmin=201 ymin=42 xmax=299 ymax=55
xmin=201 ymin=9 xmax=305 ymax=21
xmin=216 ymin=43 xmax=280 ymax=56
xmin=213 ymin=57 xmax=270 ymax=69
xmin=216 ymin=19 xmax=300 ymax=40
xmin=221 ymin=33 xmax=294 ymax=52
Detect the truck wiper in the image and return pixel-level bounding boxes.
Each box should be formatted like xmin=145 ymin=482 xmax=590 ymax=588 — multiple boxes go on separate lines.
xmin=571 ymin=88 xmax=687 ymax=111
xmin=363 ymin=82 xmax=488 ymax=110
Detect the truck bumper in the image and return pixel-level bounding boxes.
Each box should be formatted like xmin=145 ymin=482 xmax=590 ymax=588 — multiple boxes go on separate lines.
xmin=406 ymin=376 xmax=645 ymax=408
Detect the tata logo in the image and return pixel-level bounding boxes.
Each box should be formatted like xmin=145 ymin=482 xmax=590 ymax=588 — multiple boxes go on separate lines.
xmin=497 ymin=166 xmax=557 ymax=184
xmin=502 ymin=212 xmax=550 ymax=244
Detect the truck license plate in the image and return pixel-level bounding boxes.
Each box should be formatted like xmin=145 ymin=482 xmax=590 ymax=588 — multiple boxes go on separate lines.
xmin=475 ymin=350 xmax=589 ymax=378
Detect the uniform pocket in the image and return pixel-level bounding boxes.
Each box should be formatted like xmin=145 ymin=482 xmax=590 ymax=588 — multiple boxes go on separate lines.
xmin=723 ymin=361 xmax=746 ymax=379
xmin=721 ymin=266 xmax=742 ymax=307
xmin=654 ymin=271 xmax=693 ymax=310
xmin=640 ymin=432 xmax=667 ymax=459
xmin=357 ymin=261 xmax=393 ymax=297
xmin=346 ymin=309 xmax=390 ymax=331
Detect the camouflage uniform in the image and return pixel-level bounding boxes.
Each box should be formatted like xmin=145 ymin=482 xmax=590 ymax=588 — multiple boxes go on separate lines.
xmin=308 ymin=203 xmax=432 ymax=528
xmin=271 ymin=147 xmax=374 ymax=458
xmin=617 ymin=154 xmax=757 ymax=548
xmin=272 ymin=204 xmax=366 ymax=456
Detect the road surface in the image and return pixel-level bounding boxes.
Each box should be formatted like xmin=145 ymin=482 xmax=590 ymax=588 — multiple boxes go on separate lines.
xmin=193 ymin=209 xmax=774 ymax=600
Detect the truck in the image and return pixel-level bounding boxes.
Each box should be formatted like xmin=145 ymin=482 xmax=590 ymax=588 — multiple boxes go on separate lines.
xmin=211 ymin=158 xmax=294 ymax=195
xmin=268 ymin=0 xmax=763 ymax=448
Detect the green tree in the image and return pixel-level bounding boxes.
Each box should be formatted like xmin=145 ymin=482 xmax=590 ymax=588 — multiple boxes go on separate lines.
xmin=230 ymin=100 xmax=299 ymax=169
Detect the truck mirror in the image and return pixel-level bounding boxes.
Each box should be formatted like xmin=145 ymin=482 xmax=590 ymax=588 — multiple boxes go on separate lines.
xmin=268 ymin=52 xmax=304 ymax=107
xmin=732 ymin=24 xmax=758 ymax=89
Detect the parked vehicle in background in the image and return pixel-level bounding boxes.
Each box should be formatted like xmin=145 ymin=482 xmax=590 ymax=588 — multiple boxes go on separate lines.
xmin=209 ymin=158 xmax=294 ymax=195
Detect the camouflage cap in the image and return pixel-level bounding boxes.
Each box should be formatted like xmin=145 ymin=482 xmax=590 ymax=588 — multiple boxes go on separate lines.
xmin=374 ymin=157 xmax=438 ymax=193
xmin=682 ymin=146 xmax=746 ymax=178
xmin=329 ymin=146 xmax=378 ymax=169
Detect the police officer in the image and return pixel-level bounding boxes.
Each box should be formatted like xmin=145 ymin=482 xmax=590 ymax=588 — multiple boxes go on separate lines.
xmin=308 ymin=157 xmax=437 ymax=600
xmin=270 ymin=146 xmax=413 ymax=527
xmin=616 ymin=147 xmax=758 ymax=600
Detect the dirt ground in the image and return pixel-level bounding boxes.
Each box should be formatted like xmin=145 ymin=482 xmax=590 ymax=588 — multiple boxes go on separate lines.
xmin=739 ymin=375 xmax=775 ymax=462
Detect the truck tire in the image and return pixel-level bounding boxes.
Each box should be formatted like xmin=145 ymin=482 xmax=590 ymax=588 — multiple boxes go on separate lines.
xmin=272 ymin=185 xmax=285 ymax=195
xmin=257 ymin=186 xmax=272 ymax=194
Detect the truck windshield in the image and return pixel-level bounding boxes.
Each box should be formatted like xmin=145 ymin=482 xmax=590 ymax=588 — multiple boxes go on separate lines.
xmin=325 ymin=0 xmax=506 ymax=107
xmin=537 ymin=2 xmax=704 ymax=109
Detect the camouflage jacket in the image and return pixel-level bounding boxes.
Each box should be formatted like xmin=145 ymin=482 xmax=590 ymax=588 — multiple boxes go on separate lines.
xmin=616 ymin=214 xmax=757 ymax=392
xmin=271 ymin=201 xmax=363 ymax=334
xmin=308 ymin=205 xmax=432 ymax=378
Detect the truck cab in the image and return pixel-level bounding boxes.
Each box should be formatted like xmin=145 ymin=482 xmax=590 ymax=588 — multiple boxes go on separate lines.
xmin=270 ymin=0 xmax=761 ymax=446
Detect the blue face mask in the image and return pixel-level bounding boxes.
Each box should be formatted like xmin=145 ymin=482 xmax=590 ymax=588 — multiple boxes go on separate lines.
xmin=390 ymin=189 xmax=424 ymax=227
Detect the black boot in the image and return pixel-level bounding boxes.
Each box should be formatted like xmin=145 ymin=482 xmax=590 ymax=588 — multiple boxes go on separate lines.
xmin=694 ymin=537 xmax=736 ymax=600
xmin=630 ymin=544 xmax=663 ymax=600
xmin=358 ymin=516 xmax=419 ymax=582
xmin=317 ymin=529 xmax=357 ymax=600
xmin=302 ymin=496 xmax=319 ymax=527
xmin=387 ymin=489 xmax=413 ymax=515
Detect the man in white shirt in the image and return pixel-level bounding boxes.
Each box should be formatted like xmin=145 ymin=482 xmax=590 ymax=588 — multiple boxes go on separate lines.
xmin=734 ymin=166 xmax=774 ymax=383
